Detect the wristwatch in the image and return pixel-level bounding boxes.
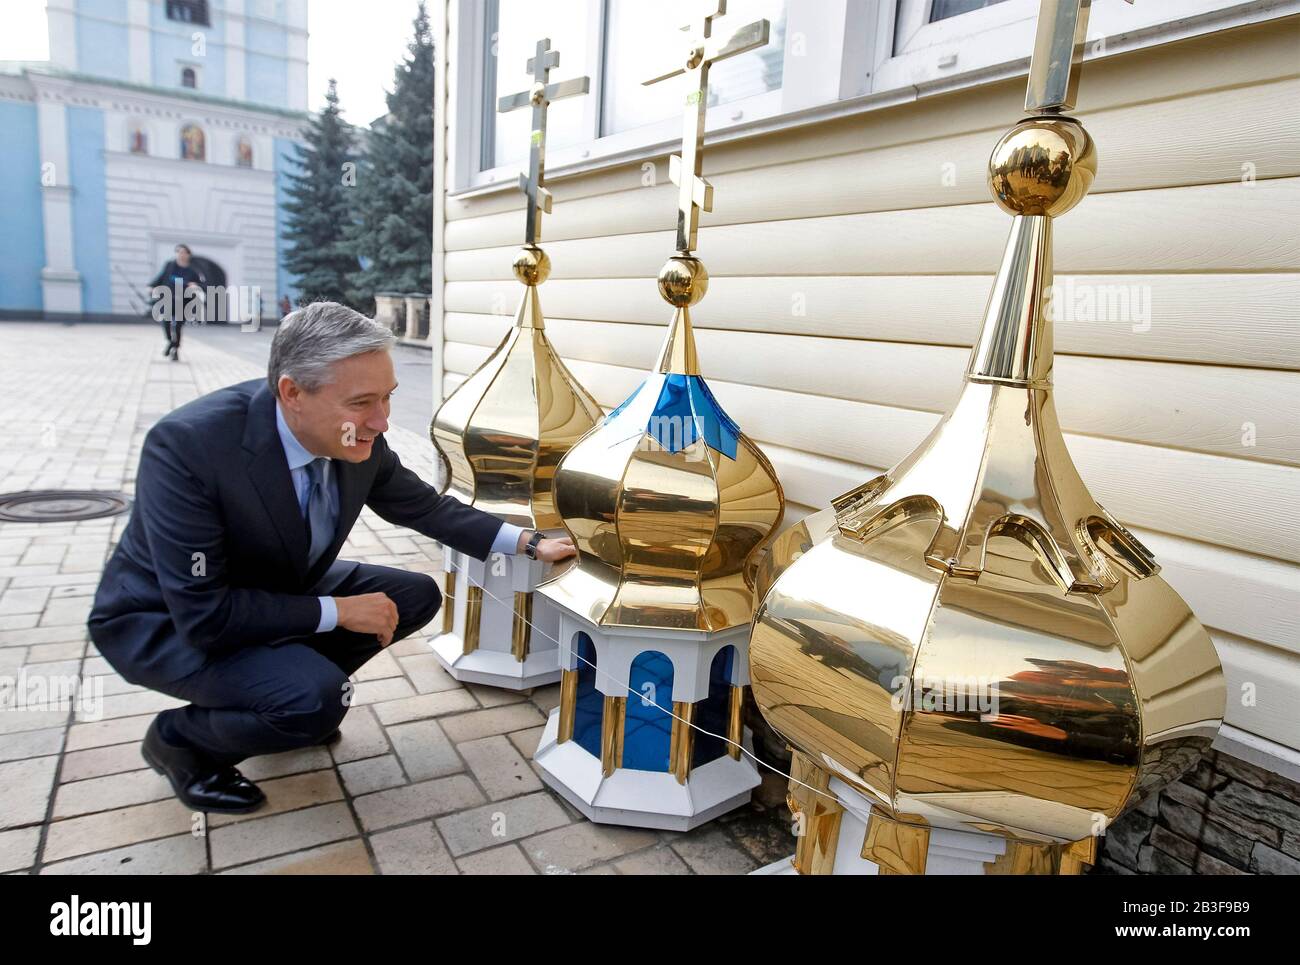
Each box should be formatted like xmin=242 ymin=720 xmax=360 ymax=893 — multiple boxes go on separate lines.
xmin=523 ymin=530 xmax=545 ymax=560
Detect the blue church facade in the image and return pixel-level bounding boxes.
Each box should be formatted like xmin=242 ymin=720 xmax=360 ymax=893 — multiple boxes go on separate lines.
xmin=0 ymin=0 xmax=311 ymax=320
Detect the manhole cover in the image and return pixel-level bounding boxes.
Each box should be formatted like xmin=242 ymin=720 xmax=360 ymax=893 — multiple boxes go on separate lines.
xmin=0 ymin=490 xmax=132 ymax=523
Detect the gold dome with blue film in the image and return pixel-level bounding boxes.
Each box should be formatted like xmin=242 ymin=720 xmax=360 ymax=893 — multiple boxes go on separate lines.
xmin=530 ymin=2 xmax=784 ymax=830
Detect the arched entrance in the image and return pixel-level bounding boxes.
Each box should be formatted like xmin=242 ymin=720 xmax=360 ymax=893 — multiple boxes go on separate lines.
xmin=189 ymin=255 xmax=227 ymax=322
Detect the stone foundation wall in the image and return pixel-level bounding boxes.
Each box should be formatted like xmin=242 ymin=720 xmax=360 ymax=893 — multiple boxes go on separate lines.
xmin=1097 ymin=750 xmax=1300 ymax=875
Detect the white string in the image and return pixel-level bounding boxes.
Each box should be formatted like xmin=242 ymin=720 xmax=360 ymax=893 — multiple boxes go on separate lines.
xmin=457 ymin=567 xmax=842 ymax=810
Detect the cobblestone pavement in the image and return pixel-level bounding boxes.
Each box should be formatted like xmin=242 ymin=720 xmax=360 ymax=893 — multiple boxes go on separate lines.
xmin=0 ymin=322 xmax=794 ymax=875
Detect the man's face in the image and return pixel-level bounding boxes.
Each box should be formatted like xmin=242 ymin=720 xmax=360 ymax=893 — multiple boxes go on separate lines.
xmin=278 ymin=350 xmax=395 ymax=462
xmin=175 ymin=247 xmax=191 ymax=267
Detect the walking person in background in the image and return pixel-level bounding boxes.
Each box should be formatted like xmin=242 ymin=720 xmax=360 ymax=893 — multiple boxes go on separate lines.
xmin=150 ymin=244 xmax=204 ymax=362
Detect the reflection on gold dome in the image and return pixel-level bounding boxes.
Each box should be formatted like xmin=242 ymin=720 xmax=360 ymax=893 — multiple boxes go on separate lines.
xmin=748 ymin=0 xmax=1225 ymax=875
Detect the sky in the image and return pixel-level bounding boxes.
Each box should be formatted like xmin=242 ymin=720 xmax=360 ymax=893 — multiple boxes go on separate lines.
xmin=0 ymin=0 xmax=422 ymax=126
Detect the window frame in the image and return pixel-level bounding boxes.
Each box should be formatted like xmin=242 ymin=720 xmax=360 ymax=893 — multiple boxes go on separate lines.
xmin=449 ymin=0 xmax=1297 ymax=196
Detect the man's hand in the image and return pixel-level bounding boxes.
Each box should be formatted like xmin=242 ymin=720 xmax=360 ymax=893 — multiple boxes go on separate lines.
xmin=516 ymin=531 xmax=578 ymax=563
xmin=335 ymin=592 xmax=399 ymax=646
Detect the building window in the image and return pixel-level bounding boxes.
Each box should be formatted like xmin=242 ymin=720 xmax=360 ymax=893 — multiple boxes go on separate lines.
xmin=166 ymin=1 xmax=210 ymax=26
xmin=180 ymin=67 xmax=197 ymax=89
xmin=929 ymin=0 xmax=1011 ymax=20
xmin=460 ymin=0 xmax=1281 ymax=191
xmin=480 ymin=0 xmax=594 ymax=171
xmin=477 ymin=0 xmax=786 ymax=179
xmin=236 ymin=136 xmax=254 ymax=168
xmin=180 ymin=124 xmax=205 ymax=161
xmin=600 ymin=0 xmax=785 ymax=136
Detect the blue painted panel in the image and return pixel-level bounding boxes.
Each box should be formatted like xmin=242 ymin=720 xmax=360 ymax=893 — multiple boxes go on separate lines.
xmin=623 ymin=650 xmax=674 ymax=772
xmin=0 ymin=102 xmax=45 ymax=310
xmin=573 ymin=633 xmax=603 ymax=759
xmin=76 ymin=1 xmax=131 ymax=80
xmin=67 ymin=106 xmax=111 ymax=314
xmin=245 ymin=52 xmax=289 ymax=109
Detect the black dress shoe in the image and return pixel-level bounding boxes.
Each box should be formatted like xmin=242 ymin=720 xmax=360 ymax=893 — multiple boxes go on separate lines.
xmin=162 ymin=342 xmax=172 ymax=357
xmin=142 ymin=718 xmax=266 ymax=814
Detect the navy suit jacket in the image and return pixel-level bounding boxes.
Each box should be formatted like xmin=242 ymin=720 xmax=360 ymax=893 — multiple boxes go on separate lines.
xmin=89 ymin=379 xmax=501 ymax=686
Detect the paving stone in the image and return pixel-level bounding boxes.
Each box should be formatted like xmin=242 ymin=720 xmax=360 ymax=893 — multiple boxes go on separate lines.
xmin=238 ymin=745 xmax=335 ymax=782
xmin=349 ymin=676 xmax=416 ymax=706
xmin=0 ymin=708 xmax=68 ymax=736
xmin=60 ymin=741 xmax=146 ymax=783
xmin=670 ymin=828 xmax=759 ymax=875
xmin=65 ymin=712 xmax=153 ymax=751
xmin=25 ymin=641 xmax=86 ymax=663
xmin=465 ymin=683 xmax=527 ymax=708
xmin=387 ymin=637 xmax=432 ymax=658
xmin=459 ymin=735 xmax=543 ymax=800
xmin=369 ymin=821 xmax=457 ymax=875
xmin=614 ymin=844 xmax=692 ymax=875
xmin=531 ymin=683 xmax=562 ymax=714
xmin=439 ymin=703 xmax=547 ymax=744
xmin=455 ymin=842 xmax=536 ymax=875
xmin=222 ymin=838 xmax=374 ymax=875
xmin=0 ymin=827 xmax=40 ymax=873
xmin=0 ymin=587 xmax=51 ymax=615
xmin=40 ymin=833 xmax=207 ymax=875
xmin=397 ymin=652 xmax=462 ymax=692
xmin=210 ymin=802 xmax=358 ymax=870
xmin=0 ymin=726 xmax=64 ymax=763
xmin=352 ymin=649 xmax=402 ymax=682
xmin=208 ymin=769 xmax=345 ymax=827
xmin=371 ymin=688 xmax=477 ymax=725
xmin=436 ymin=791 xmax=570 ymax=857
xmin=507 ymin=725 xmax=545 ymax=759
xmin=331 ymin=705 xmax=390 ymax=763
xmin=53 ymin=766 xmax=172 ymax=818
xmin=522 ymin=822 xmax=658 ymax=874
xmin=43 ymin=797 xmax=196 ymax=862
xmin=387 ymin=718 xmax=462 ymax=781
xmin=339 ymin=754 xmax=407 ymax=796
xmin=353 ymin=775 xmax=484 ymax=832
xmin=0 ymin=756 xmax=59 ymax=829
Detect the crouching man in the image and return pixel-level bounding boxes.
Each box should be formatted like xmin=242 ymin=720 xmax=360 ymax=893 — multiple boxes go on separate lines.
xmin=88 ymin=302 xmax=575 ymax=813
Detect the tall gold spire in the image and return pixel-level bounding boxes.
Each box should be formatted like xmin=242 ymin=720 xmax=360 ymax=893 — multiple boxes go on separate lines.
xmin=749 ymin=0 xmax=1223 ymax=874
xmin=430 ymin=39 xmax=601 ymax=529
xmin=539 ymin=2 xmax=783 ymax=631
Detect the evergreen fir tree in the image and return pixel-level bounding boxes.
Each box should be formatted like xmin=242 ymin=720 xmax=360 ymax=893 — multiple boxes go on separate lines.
xmin=348 ymin=2 xmax=434 ymax=300
xmin=281 ymin=79 xmax=359 ymax=306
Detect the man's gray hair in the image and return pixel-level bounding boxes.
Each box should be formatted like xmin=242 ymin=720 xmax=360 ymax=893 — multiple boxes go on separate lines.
xmin=267 ymin=301 xmax=396 ymax=395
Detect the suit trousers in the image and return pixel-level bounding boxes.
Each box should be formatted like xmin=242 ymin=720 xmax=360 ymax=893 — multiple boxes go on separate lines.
xmin=149 ymin=563 xmax=441 ymax=767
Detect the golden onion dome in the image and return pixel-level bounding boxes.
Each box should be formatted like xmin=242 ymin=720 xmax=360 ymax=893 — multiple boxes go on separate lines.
xmin=539 ymin=257 xmax=785 ymax=632
xmin=431 ymin=246 xmax=602 ymax=530
xmin=748 ymin=112 xmax=1225 ymax=864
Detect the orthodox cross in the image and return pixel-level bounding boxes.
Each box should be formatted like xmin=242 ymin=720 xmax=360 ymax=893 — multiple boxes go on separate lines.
xmin=642 ymin=1 xmax=769 ymax=255
xmin=498 ymin=38 xmax=590 ymax=245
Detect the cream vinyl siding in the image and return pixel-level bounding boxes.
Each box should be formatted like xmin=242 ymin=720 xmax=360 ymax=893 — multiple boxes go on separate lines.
xmin=435 ymin=18 xmax=1300 ymax=754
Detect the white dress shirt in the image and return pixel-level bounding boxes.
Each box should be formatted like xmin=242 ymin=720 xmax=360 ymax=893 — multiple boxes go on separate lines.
xmin=274 ymin=404 xmax=525 ymax=633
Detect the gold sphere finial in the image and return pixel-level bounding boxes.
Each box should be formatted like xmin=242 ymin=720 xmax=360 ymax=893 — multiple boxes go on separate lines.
xmin=512 ymin=245 xmax=551 ymax=287
xmin=988 ymin=117 xmax=1096 ymax=218
xmin=657 ymin=255 xmax=708 ymax=307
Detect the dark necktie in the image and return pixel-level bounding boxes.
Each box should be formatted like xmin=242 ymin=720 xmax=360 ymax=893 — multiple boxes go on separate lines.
xmin=304 ymin=457 xmax=335 ymax=569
